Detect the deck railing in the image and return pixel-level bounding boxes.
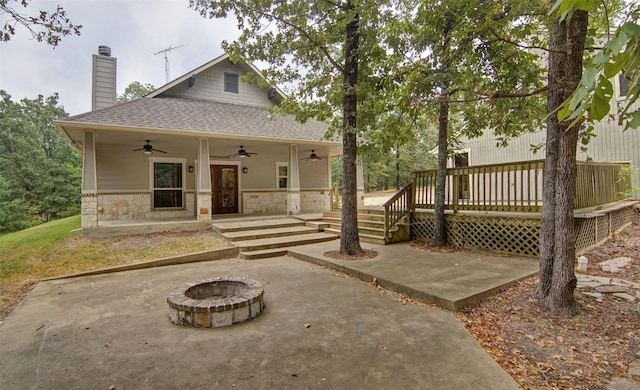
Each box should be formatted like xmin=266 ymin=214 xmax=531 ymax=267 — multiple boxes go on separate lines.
xmin=383 ymin=182 xmax=413 ymax=237
xmin=411 ymin=160 xmax=631 ymax=213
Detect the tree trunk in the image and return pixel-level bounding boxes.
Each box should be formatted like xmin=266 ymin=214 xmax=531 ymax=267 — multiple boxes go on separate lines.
xmin=433 ymin=96 xmax=449 ymax=246
xmin=396 ymin=148 xmax=400 ymax=190
xmin=539 ymin=9 xmax=588 ymax=315
xmin=339 ymin=1 xmax=363 ymax=255
xmin=538 ymin=19 xmax=565 ymax=302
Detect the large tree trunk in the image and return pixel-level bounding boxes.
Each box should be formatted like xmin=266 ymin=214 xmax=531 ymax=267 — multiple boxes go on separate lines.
xmin=433 ymin=96 xmax=449 ymax=246
xmin=539 ymin=9 xmax=588 ymax=315
xmin=538 ymin=19 xmax=565 ymax=302
xmin=339 ymin=0 xmax=363 ymax=255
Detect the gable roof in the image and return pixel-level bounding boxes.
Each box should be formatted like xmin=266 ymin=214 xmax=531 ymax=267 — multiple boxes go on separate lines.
xmin=146 ymin=52 xmax=286 ymax=101
xmin=56 ymin=96 xmax=336 ymax=143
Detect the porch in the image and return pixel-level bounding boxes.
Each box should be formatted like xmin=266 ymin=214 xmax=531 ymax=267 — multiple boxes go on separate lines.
xmin=379 ymin=159 xmax=637 ymax=256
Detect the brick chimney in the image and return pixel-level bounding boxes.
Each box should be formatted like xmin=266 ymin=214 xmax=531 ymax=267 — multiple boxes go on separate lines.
xmin=91 ymin=45 xmax=117 ymax=110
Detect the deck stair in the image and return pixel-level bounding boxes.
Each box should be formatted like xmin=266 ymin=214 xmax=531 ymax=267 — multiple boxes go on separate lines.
xmin=310 ymin=208 xmax=407 ymax=245
xmin=212 ymin=217 xmax=338 ymax=259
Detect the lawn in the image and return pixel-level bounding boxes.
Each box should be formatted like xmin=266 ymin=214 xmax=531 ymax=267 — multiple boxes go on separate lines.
xmin=0 ymin=216 xmax=229 ymax=320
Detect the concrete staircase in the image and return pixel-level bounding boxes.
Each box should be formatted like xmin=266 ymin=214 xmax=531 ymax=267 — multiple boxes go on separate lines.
xmin=212 ymin=217 xmax=338 ymax=259
xmin=312 ymin=208 xmax=395 ymax=245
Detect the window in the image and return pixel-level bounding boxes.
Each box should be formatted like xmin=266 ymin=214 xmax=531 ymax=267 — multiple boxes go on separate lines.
xmin=224 ymin=72 xmax=239 ymax=93
xmin=151 ymin=159 xmax=185 ymax=209
xmin=276 ymin=162 xmax=288 ymax=189
xmin=619 ymin=73 xmax=639 ymax=98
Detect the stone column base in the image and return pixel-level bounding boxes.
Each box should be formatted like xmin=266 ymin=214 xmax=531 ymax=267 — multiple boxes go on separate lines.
xmin=81 ymin=193 xmax=98 ymax=233
xmin=196 ymin=192 xmax=212 ymax=221
xmin=287 ymin=191 xmax=301 ymax=215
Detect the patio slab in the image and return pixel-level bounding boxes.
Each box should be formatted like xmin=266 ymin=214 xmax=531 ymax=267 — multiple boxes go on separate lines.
xmin=0 ymin=257 xmax=519 ymax=389
xmin=289 ymin=241 xmax=540 ymax=310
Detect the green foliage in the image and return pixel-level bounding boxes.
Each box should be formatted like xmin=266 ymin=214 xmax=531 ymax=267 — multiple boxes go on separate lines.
xmin=118 ymin=81 xmax=155 ymax=103
xmin=0 ymin=0 xmax=82 ymax=47
xmin=0 ymin=90 xmax=81 ymax=234
xmin=616 ymin=165 xmax=640 ymax=198
xmin=556 ymin=1 xmax=640 ymax=129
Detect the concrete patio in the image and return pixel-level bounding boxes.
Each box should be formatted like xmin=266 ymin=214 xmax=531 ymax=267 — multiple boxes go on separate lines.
xmin=0 ymin=241 xmax=539 ymax=389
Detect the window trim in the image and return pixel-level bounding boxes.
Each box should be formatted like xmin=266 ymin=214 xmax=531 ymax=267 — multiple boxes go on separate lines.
xmin=224 ymin=72 xmax=239 ymax=93
xmin=276 ymin=161 xmax=288 ymax=189
xmin=149 ymin=157 xmax=187 ymax=210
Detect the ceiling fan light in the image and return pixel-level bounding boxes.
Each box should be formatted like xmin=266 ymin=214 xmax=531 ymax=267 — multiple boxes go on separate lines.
xmin=144 ymin=150 xmax=152 ymax=155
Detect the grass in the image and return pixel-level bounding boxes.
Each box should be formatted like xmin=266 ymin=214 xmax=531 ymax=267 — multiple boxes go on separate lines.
xmin=0 ymin=216 xmax=229 ymax=320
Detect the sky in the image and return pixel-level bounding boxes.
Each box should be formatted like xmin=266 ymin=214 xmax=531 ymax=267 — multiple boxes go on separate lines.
xmin=0 ymin=0 xmax=240 ymax=115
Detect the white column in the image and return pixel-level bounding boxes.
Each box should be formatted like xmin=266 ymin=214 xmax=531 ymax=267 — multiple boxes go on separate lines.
xmin=81 ymin=131 xmax=98 ymax=232
xmin=196 ymin=138 xmax=212 ymax=220
xmin=287 ymin=144 xmax=301 ymax=215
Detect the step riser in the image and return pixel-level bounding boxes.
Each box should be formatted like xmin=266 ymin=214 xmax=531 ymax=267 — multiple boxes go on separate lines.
xmin=213 ymin=221 xmax=305 ymax=233
xmin=224 ymin=228 xmax=317 ymax=241
xmin=239 ymin=236 xmax=337 ymax=252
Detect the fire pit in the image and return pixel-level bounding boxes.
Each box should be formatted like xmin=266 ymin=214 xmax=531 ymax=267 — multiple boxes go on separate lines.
xmin=167 ymin=277 xmax=265 ymax=328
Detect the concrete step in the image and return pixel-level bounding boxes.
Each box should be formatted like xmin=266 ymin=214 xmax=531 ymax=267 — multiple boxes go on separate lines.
xmin=212 ymin=218 xmax=304 ymax=233
xmin=239 ymin=238 xmax=338 ymax=260
xmin=325 ymin=224 xmax=388 ymax=237
xmin=324 ymin=228 xmax=386 ymax=245
xmin=305 ymin=221 xmax=331 ymax=231
xmin=222 ymin=226 xmax=318 ymax=241
xmin=323 ymin=217 xmax=385 ymax=229
xmin=322 ymin=211 xmax=385 ymax=221
xmin=237 ymin=232 xmax=339 ymax=253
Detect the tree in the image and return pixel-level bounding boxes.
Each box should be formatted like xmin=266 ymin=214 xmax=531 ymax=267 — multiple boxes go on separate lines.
xmin=1 ymin=0 xmax=81 ymax=47
xmin=386 ymin=0 xmax=547 ymax=246
xmin=0 ymin=91 xmax=81 ymax=233
xmin=557 ymin=2 xmax=640 ymax=129
xmin=118 ymin=81 xmax=155 ymax=103
xmin=190 ymin=0 xmax=391 ymax=255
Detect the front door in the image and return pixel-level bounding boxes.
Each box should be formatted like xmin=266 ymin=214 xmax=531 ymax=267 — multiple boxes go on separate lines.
xmin=211 ymin=165 xmax=239 ymax=214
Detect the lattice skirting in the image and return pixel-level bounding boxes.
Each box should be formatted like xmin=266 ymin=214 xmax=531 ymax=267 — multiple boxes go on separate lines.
xmin=411 ymin=204 xmax=635 ymax=257
xmin=411 ymin=213 xmax=541 ymax=257
xmin=575 ymin=207 xmax=635 ymax=254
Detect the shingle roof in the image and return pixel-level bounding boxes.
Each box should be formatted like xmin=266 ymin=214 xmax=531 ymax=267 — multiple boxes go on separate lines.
xmin=59 ymin=96 xmax=337 ymax=143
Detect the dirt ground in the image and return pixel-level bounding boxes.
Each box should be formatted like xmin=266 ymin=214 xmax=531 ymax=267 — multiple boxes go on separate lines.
xmin=457 ymin=208 xmax=640 ymax=389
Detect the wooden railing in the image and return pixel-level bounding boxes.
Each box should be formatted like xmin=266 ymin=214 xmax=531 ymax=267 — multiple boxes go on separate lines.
xmin=575 ymin=161 xmax=631 ymax=209
xmin=383 ymin=182 xmax=413 ymax=237
xmin=411 ymin=160 xmax=631 ymax=213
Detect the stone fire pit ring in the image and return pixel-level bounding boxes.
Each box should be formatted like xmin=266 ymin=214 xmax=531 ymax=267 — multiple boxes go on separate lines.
xmin=167 ymin=277 xmax=265 ymax=328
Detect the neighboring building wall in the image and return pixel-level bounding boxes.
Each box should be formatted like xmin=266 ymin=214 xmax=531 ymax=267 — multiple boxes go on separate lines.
xmin=165 ymin=59 xmax=277 ymax=109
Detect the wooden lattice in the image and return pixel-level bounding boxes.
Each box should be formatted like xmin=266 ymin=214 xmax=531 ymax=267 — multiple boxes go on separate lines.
xmin=611 ymin=208 xmax=634 ymax=232
xmin=411 ymin=204 xmax=635 ymax=257
xmin=575 ymin=218 xmax=597 ymax=253
xmin=411 ymin=212 xmax=541 ymax=257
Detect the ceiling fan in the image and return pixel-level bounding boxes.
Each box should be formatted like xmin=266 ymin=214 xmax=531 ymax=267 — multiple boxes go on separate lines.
xmin=229 ymin=146 xmax=257 ymax=158
xmin=301 ymin=150 xmax=323 ymax=161
xmin=133 ymin=140 xmax=166 ymax=155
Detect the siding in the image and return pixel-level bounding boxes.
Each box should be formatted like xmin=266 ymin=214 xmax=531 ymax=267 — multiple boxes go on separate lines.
xmin=164 ymin=59 xmax=277 ymax=109
xmin=92 ymin=55 xmax=117 ymax=110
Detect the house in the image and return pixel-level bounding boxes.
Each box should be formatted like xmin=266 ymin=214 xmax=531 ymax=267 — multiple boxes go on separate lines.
xmin=55 ymin=47 xmax=356 ymax=235
xmin=454 ymin=72 xmax=640 ymax=200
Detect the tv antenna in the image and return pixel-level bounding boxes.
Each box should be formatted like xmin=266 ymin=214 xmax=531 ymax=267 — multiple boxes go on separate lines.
xmin=154 ymin=45 xmax=184 ymax=83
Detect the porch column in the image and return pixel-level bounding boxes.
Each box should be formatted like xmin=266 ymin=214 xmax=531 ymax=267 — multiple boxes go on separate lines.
xmin=287 ymin=144 xmax=301 ymax=215
xmin=196 ymin=138 xmax=212 ymax=221
xmin=81 ymin=130 xmax=98 ymax=233
xmin=356 ymin=155 xmax=365 ymax=208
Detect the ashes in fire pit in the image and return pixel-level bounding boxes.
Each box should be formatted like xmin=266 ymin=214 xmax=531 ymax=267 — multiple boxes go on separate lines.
xmin=167 ymin=277 xmax=265 ymax=328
